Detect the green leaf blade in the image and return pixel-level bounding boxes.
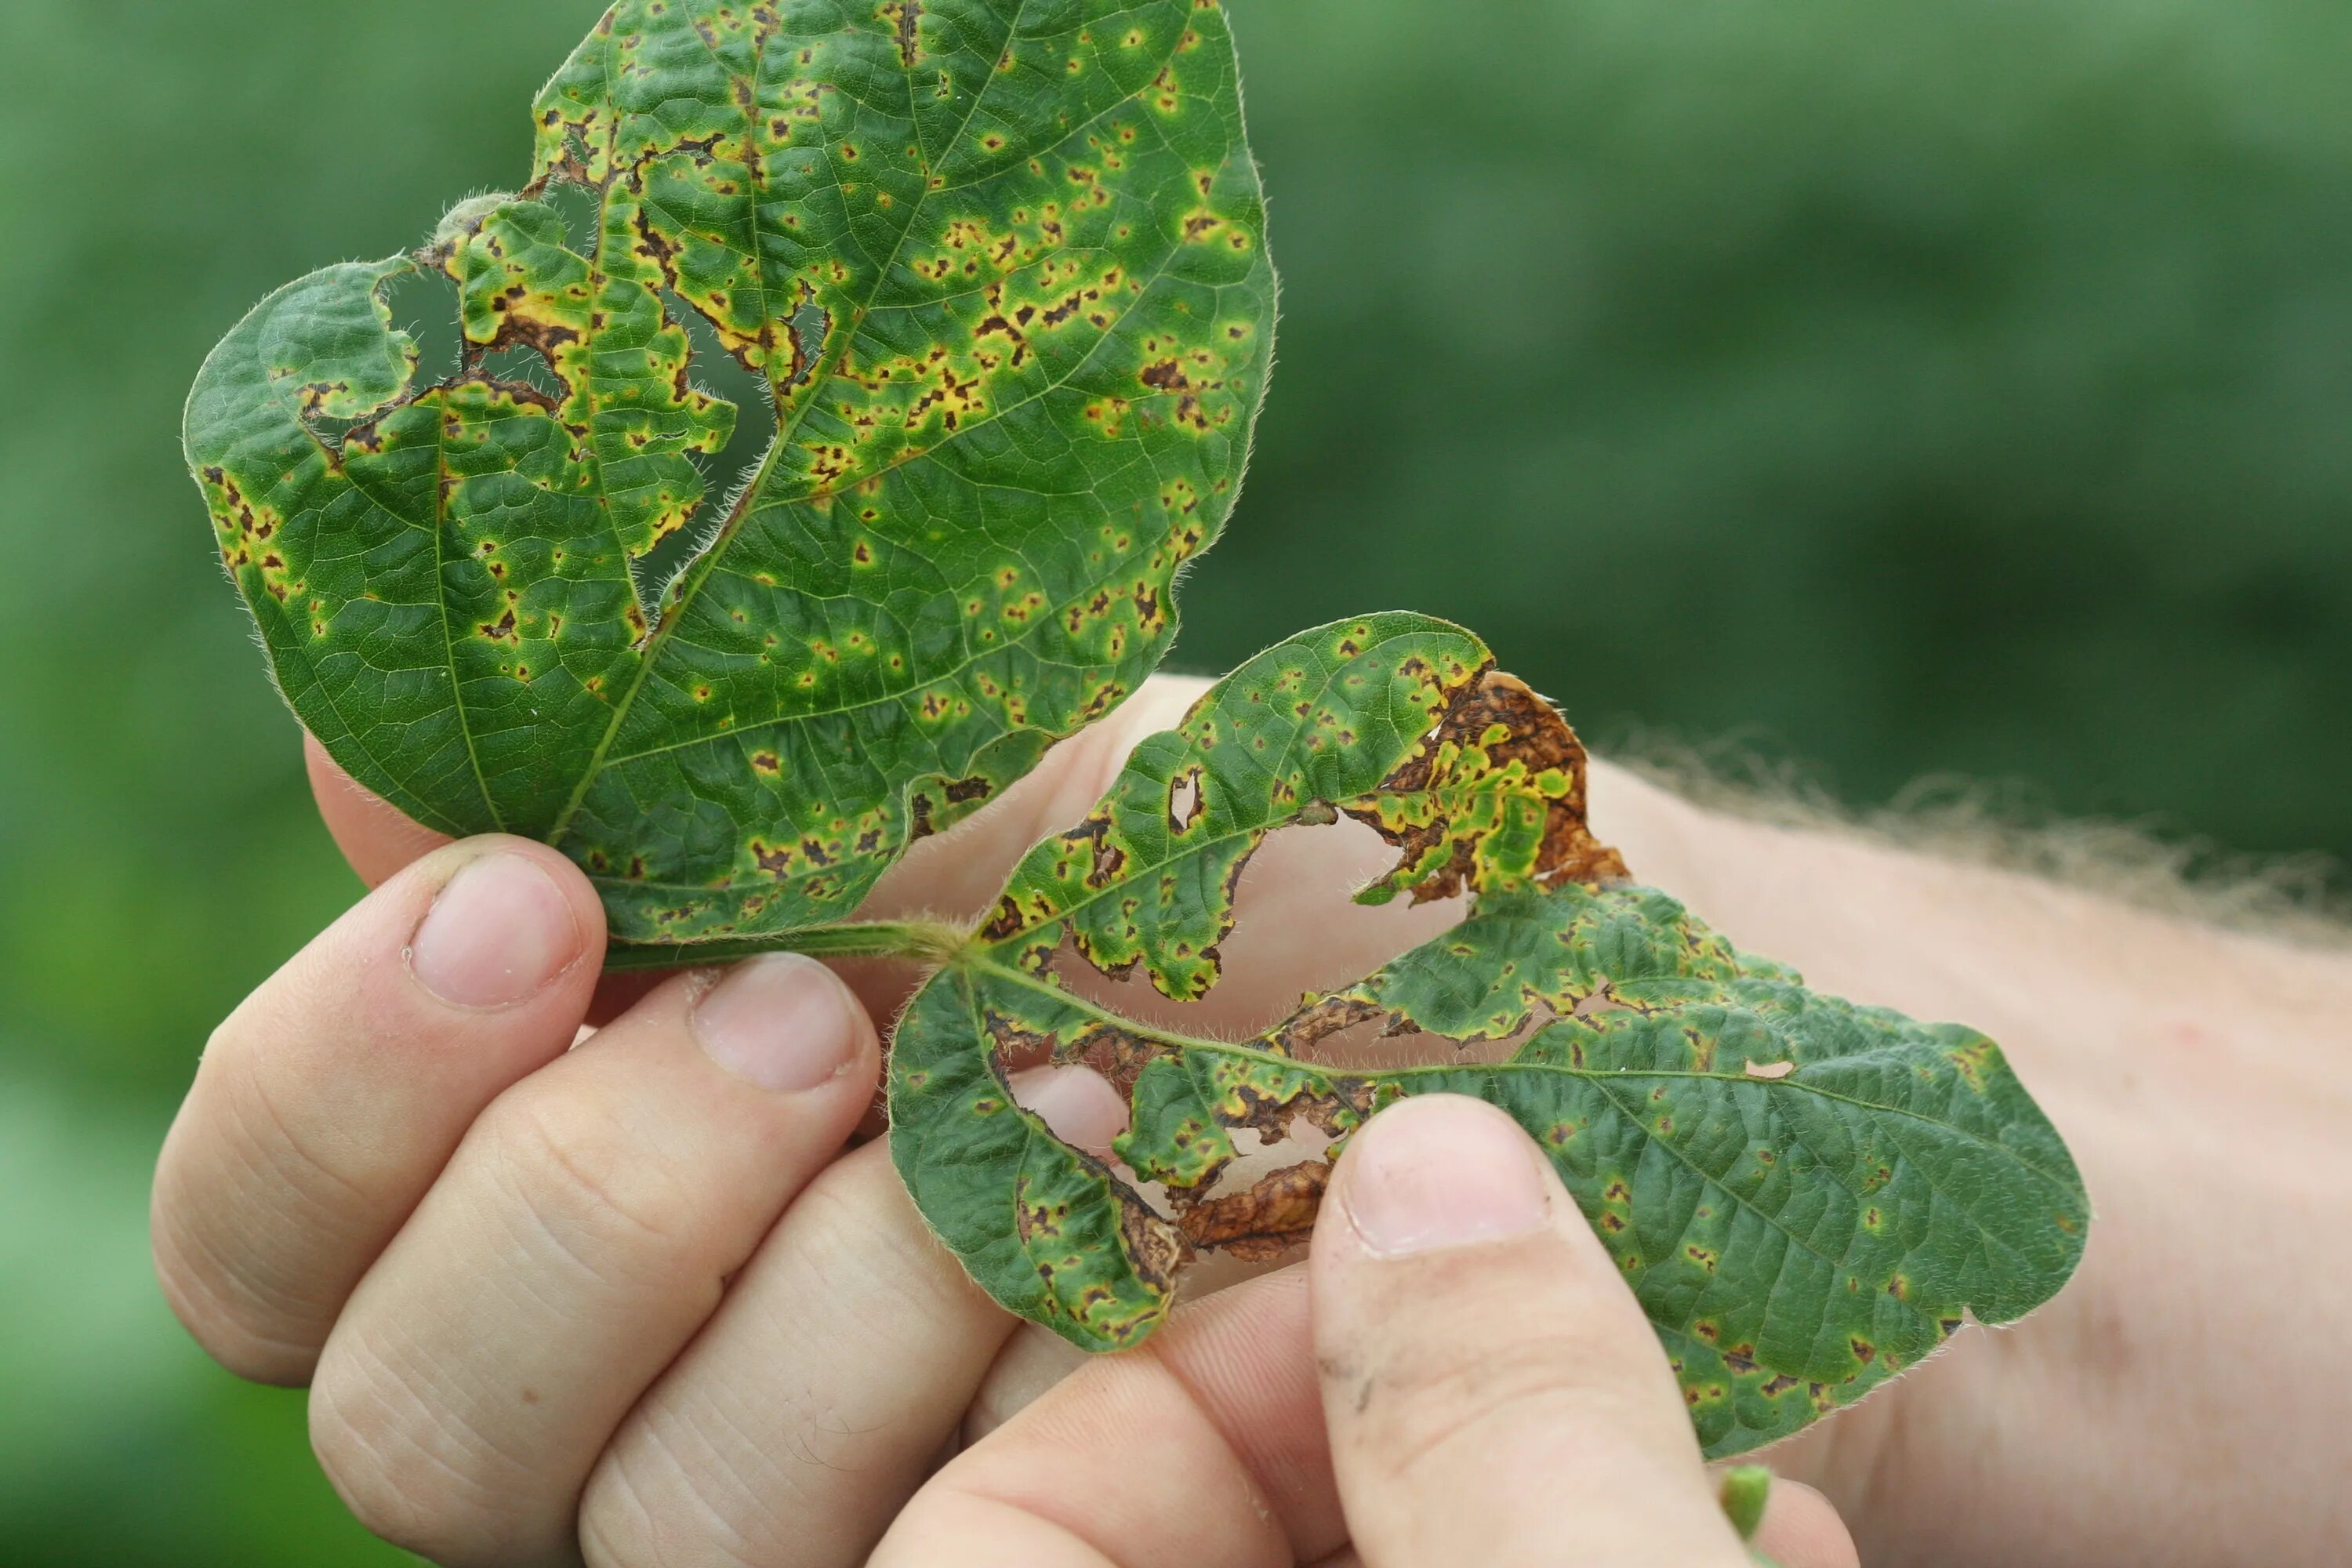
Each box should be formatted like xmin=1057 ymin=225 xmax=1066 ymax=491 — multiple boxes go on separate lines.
xmin=889 ymin=960 xmax=1181 ymax=1348
xmin=887 ymin=621 xmax=2090 ymax=1454
xmin=186 ymin=254 xmax=648 ymax=840
xmin=982 ymin=612 xmax=1496 ymax=994
xmin=191 ymin=0 xmax=1275 ymax=943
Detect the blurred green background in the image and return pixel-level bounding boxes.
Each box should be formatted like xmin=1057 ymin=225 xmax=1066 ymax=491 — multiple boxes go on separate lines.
xmin=3 ymin=0 xmax=2347 ymax=1559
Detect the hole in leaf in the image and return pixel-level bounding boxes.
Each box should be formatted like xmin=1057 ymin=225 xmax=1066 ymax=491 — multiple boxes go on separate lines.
xmin=536 ymin=176 xmax=603 ymax=252
xmin=633 ymin=292 xmax=779 ymax=596
xmin=386 ymin=263 xmax=463 ymax=389
xmin=1167 ymin=767 xmax=1202 ymax=831
xmin=481 ymin=343 xmax=563 ymax=401
xmin=1209 ymin=1112 xmax=1334 ymax=1192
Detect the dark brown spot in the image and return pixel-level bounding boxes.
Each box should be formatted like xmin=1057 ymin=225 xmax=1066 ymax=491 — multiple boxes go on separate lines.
xmin=1173 ymin=1160 xmax=1330 ymax=1261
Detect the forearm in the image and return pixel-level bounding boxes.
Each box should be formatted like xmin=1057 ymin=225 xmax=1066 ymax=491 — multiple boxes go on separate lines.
xmin=1592 ymin=760 xmax=2352 ymax=1566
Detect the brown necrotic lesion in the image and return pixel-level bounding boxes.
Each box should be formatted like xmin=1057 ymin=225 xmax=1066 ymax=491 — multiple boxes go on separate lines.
xmin=997 ymin=662 xmax=1650 ymax=1272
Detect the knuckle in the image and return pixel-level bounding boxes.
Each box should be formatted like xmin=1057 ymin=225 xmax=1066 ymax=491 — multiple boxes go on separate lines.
xmin=221 ymin=1037 xmax=380 ymax=1218
xmin=150 ymin=1215 xmax=321 ymax=1385
xmin=149 ymin=1069 xmax=361 ymax=1384
xmin=479 ymin=1090 xmax=710 ymax=1283
xmin=579 ymin=1415 xmax=769 ymax=1568
xmin=310 ymin=1333 xmax=517 ymax=1562
xmin=789 ymin=1156 xmax=966 ymax=1318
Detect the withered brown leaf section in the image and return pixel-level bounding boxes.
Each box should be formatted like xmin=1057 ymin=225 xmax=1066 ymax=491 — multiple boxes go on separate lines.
xmin=1355 ymin=668 xmax=1627 ymax=904
xmin=1174 ymin=1160 xmax=1330 ymax=1261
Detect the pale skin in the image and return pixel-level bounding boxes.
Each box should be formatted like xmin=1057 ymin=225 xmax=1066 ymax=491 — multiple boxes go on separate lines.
xmin=151 ymin=674 xmax=2352 ymax=1566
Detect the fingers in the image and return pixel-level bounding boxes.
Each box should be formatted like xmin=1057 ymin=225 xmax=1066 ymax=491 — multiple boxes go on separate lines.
xmin=153 ymin=837 xmax=604 ymax=1384
xmin=1745 ymin=1479 xmax=1860 ymax=1568
xmin=306 ymin=956 xmax=879 ymax=1568
xmin=572 ymin=1065 xmax=1128 ymax=1568
xmin=574 ymin=1142 xmax=1010 ymax=1568
xmin=1294 ymin=1501 xmax=1857 ymax=1568
xmin=307 ymin=738 xmax=678 ymax=1025
xmin=873 ymin=1105 xmax=1863 ymax=1568
xmin=872 ymin=1268 xmax=1346 ymax=1568
xmin=963 ymin=1322 xmax=1091 ymax=1445
xmin=1310 ymin=1094 xmax=1766 ymax=1567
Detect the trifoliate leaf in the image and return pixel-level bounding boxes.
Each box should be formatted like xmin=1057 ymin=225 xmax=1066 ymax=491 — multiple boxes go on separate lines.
xmin=889 ymin=614 xmax=2089 ymax=1457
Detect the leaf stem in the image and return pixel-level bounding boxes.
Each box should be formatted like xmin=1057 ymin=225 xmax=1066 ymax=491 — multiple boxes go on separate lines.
xmin=603 ymin=918 xmax=970 ymax=971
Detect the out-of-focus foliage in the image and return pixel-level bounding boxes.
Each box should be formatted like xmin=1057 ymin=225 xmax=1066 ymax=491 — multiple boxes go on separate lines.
xmin=1 ymin=0 xmax=2345 ymax=1561
xmin=1221 ymin=0 xmax=2352 ymax=866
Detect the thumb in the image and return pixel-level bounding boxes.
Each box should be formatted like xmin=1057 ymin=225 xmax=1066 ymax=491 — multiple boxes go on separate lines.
xmin=1312 ymin=1094 xmax=1766 ymax=1568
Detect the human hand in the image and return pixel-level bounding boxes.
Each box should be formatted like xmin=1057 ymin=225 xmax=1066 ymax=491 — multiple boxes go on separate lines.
xmin=875 ymin=1093 xmax=1860 ymax=1567
xmin=147 ymin=685 xmax=1192 ymax=1566
xmin=148 ymin=674 xmax=1474 ymax=1568
xmin=157 ymin=659 xmax=2339 ymax=1567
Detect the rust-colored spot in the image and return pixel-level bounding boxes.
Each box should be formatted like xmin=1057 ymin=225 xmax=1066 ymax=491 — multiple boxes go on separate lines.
xmin=885 ymin=0 xmax=922 ymax=67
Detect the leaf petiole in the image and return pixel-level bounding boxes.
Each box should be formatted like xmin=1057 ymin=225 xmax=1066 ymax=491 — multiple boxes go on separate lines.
xmin=603 ymin=918 xmax=970 ymax=972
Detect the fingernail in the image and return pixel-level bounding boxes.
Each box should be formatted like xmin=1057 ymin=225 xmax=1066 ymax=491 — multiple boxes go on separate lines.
xmin=410 ymin=853 xmax=583 ymax=1009
xmin=691 ymin=953 xmax=867 ymax=1094
xmin=1341 ymin=1096 xmax=1552 ymax=1258
xmin=1012 ymin=1066 xmax=1130 ymax=1157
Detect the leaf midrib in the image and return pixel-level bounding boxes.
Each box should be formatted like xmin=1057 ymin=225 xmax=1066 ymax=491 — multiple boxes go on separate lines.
xmin=548 ymin=0 xmax=1189 ymax=846
xmin=971 ymin=952 xmax=2081 ymax=1318
xmin=971 ymin=956 xmax=2088 ymax=1202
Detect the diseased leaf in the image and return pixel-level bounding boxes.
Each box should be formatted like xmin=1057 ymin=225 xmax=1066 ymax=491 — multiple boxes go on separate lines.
xmin=194 ymin=2 xmax=2089 ymax=1468
xmin=978 ymin=612 xmax=1627 ymax=998
xmin=187 ymin=0 xmax=1273 ymax=943
xmin=890 ymin=613 xmax=2089 ymax=1457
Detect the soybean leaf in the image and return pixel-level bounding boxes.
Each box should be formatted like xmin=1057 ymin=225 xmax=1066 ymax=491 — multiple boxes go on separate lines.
xmin=187 ymin=0 xmax=1273 ymax=944
xmin=889 ymin=613 xmax=2089 ymax=1458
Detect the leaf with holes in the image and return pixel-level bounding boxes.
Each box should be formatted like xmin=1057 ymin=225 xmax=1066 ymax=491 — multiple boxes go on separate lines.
xmin=889 ymin=613 xmax=2089 ymax=1457
xmin=190 ymin=0 xmax=2088 ymax=1466
xmin=187 ymin=0 xmax=1272 ymax=946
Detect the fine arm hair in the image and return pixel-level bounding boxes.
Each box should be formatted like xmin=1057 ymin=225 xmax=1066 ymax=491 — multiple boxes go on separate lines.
xmin=1608 ymin=731 xmax=2352 ymax=955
